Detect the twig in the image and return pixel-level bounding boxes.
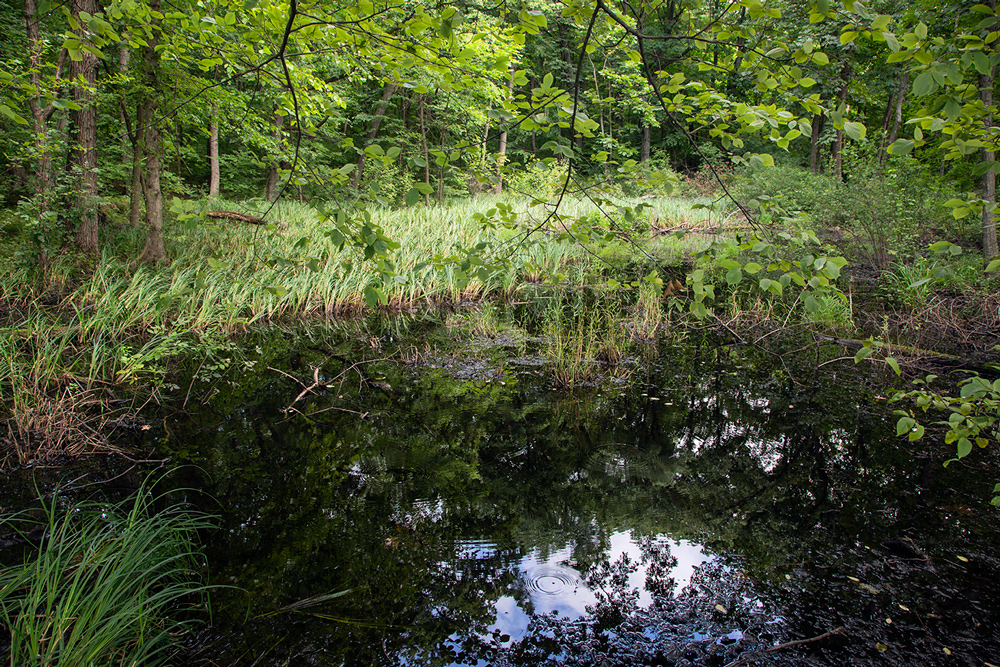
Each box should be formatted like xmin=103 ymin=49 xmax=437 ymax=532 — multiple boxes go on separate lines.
xmin=722 ymin=627 xmax=844 ymax=667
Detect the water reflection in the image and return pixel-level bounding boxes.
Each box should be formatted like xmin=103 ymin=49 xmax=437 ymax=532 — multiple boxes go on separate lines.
xmin=153 ymin=326 xmax=1000 ymax=666
xmin=482 ymin=532 xmax=712 ymax=645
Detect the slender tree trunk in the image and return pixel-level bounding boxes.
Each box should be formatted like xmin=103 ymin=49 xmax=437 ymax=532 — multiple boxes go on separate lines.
xmin=130 ymin=134 xmax=144 ymax=227
xmin=640 ymin=123 xmax=651 ymax=163
xmin=832 ymin=46 xmax=854 ymax=182
xmin=983 ymin=65 xmax=998 ymax=259
xmin=137 ymin=0 xmax=166 ymax=265
xmin=810 ymin=114 xmax=824 ymax=174
xmin=24 ymin=0 xmax=53 ymax=214
xmin=418 ymin=94 xmax=430 ymax=206
xmin=353 ymin=82 xmax=397 ymax=187
xmin=887 ymin=72 xmax=909 ymax=145
xmin=265 ymin=112 xmax=284 ymax=201
xmin=493 ymin=69 xmax=514 ymax=195
xmin=208 ymin=103 xmax=220 ymax=197
xmin=119 ymin=47 xmax=131 ymax=168
xmin=69 ymin=0 xmax=100 ymax=255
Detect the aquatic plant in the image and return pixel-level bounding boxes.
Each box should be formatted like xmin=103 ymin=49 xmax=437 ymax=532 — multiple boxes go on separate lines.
xmin=0 ymin=483 xmax=214 ymax=665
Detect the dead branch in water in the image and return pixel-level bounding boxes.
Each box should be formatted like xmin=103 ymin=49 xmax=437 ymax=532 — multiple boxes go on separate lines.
xmin=721 ymin=627 xmax=844 ymax=667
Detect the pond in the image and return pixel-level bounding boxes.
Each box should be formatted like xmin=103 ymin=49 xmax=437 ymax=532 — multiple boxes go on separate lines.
xmin=142 ymin=312 xmax=999 ymax=667
xmin=59 ymin=312 xmax=1000 ymax=665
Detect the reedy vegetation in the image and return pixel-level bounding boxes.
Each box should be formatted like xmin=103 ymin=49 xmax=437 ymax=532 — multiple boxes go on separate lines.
xmin=0 ymin=482 xmax=213 ymax=665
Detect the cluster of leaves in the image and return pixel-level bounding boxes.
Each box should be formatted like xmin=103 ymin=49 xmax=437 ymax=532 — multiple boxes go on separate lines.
xmin=891 ymin=371 xmax=1000 ymax=506
xmin=684 ymin=229 xmax=848 ymax=320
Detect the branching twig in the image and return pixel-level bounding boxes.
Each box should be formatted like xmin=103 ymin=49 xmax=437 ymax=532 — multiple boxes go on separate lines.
xmin=721 ymin=627 xmax=844 ymax=667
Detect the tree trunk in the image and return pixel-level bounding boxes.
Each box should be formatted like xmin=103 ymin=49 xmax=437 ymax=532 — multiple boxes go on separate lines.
xmin=418 ymin=94 xmax=430 ymax=206
xmin=209 ymin=103 xmax=220 ymax=197
xmin=24 ymin=0 xmax=53 ymax=215
xmin=265 ymin=111 xmax=284 ymax=201
xmin=832 ymin=46 xmax=854 ymax=182
xmin=983 ymin=65 xmax=998 ymax=259
xmin=810 ymin=114 xmax=824 ymax=175
xmin=119 ymin=46 xmax=131 ymax=167
xmin=353 ymin=83 xmax=397 ymax=187
xmin=493 ymin=70 xmax=514 ymax=195
xmin=69 ymin=0 xmax=100 ymax=255
xmin=640 ymin=123 xmax=651 ymax=163
xmin=137 ymin=0 xmax=166 ymax=265
xmin=130 ymin=134 xmax=144 ymax=227
xmin=884 ymin=70 xmax=909 ymax=157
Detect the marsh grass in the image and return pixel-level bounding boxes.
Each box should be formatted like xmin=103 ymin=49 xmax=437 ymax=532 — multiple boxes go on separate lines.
xmin=0 ymin=483 xmax=213 ymax=666
xmin=0 ymin=194 xmax=712 ymax=449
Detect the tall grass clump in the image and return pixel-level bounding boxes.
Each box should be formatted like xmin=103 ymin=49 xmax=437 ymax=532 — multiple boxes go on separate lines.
xmin=0 ymin=483 xmax=214 ymax=666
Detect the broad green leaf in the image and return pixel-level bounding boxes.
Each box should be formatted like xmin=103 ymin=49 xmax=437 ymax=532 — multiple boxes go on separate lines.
xmin=404 ymin=187 xmax=421 ymax=206
xmin=843 ymin=121 xmax=866 ymax=141
xmin=913 ymin=71 xmax=935 ymax=97
xmin=896 ymin=416 xmax=916 ymax=436
xmin=957 ymin=437 xmax=973 ymax=459
xmin=888 ymin=139 xmax=915 ymax=155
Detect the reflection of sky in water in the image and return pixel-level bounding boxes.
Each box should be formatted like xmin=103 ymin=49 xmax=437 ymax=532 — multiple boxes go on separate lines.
xmin=482 ymin=531 xmax=712 ymax=643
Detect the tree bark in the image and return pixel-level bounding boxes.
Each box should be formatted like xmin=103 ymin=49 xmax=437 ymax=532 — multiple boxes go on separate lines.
xmin=69 ymin=0 xmax=100 ymax=255
xmin=640 ymin=123 xmax=651 ymax=163
xmin=24 ymin=0 xmax=54 ymax=215
xmin=209 ymin=103 xmax=220 ymax=197
xmin=353 ymin=83 xmax=397 ymax=187
xmin=418 ymin=94 xmax=430 ymax=206
xmin=832 ymin=47 xmax=854 ymax=182
xmin=810 ymin=114 xmax=824 ymax=175
xmin=493 ymin=69 xmax=514 ymax=195
xmin=129 ymin=133 xmax=144 ymax=227
xmin=982 ymin=65 xmax=998 ymax=259
xmin=265 ymin=111 xmax=284 ymax=201
xmin=884 ymin=70 xmax=909 ymax=157
xmin=137 ymin=0 xmax=166 ymax=265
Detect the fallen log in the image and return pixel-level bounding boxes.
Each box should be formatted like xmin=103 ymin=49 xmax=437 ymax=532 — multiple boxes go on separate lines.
xmin=206 ymin=210 xmax=280 ymax=225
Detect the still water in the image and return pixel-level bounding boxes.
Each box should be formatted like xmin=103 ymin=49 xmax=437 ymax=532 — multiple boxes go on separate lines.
xmin=152 ymin=318 xmax=998 ymax=666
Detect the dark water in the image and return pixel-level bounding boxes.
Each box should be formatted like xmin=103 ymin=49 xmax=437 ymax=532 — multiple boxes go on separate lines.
xmin=141 ymin=317 xmax=1000 ymax=666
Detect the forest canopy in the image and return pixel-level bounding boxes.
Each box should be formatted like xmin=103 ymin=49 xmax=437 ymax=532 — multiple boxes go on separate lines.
xmin=1 ymin=0 xmax=999 ymax=268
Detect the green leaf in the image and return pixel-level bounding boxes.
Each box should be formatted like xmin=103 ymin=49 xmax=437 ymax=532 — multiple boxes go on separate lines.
xmin=404 ymin=187 xmax=421 ymax=206
xmin=726 ymin=267 xmax=743 ymax=285
xmin=896 ymin=416 xmax=916 ymax=436
xmin=363 ymin=285 xmax=379 ymax=308
xmin=913 ymin=71 xmax=935 ymax=97
xmin=888 ymin=139 xmax=915 ymax=155
xmin=975 ymin=51 xmax=991 ymax=76
xmin=843 ymin=121 xmax=866 ymax=142
xmin=0 ymin=105 xmax=28 ymax=126
xmin=855 ymin=346 xmax=875 ymax=362
xmin=886 ymin=357 xmax=901 ymax=376
xmin=985 ymin=258 xmax=1000 ymax=272
xmin=957 ymin=437 xmax=973 ymax=459
xmin=415 ymin=182 xmax=435 ymax=195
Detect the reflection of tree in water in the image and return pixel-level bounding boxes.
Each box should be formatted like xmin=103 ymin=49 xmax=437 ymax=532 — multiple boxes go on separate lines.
xmin=161 ymin=327 xmax=1000 ymax=666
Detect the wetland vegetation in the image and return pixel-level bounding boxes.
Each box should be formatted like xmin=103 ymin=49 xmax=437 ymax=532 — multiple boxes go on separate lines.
xmin=2 ymin=0 xmax=1000 ymax=664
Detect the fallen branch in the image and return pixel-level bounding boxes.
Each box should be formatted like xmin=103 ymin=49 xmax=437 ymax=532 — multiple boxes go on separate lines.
xmin=721 ymin=627 xmax=844 ymax=667
xmin=206 ymin=210 xmax=284 ymax=226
